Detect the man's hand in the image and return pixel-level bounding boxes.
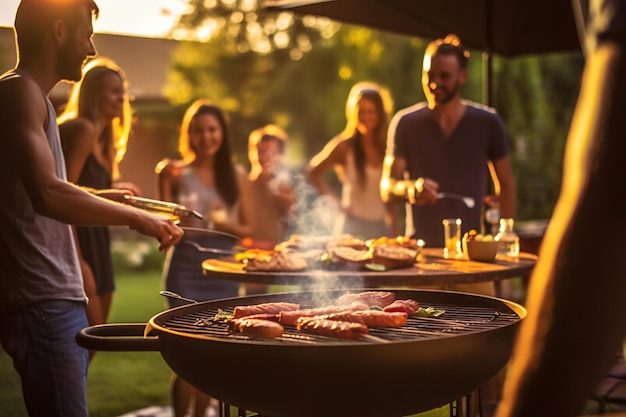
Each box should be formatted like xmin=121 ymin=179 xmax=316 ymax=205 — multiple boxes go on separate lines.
xmin=113 ymin=181 xmax=142 ymax=197
xmin=415 ymin=177 xmax=439 ymax=205
xmin=130 ymin=212 xmax=184 ymax=252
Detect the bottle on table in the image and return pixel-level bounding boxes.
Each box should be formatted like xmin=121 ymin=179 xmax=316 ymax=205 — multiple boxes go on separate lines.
xmin=495 ymin=218 xmax=520 ymax=257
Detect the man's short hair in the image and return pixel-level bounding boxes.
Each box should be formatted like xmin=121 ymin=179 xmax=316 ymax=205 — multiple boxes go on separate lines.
xmin=425 ymin=34 xmax=470 ymax=70
xmin=14 ymin=0 xmax=99 ymax=53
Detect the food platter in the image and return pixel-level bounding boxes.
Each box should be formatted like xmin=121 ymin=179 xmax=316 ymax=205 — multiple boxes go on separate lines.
xmin=202 ymin=248 xmax=537 ymax=287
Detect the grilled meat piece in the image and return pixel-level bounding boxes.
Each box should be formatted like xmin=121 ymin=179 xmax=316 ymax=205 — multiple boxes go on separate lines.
xmin=327 ymin=235 xmax=368 ymax=251
xmin=296 ymin=318 xmax=368 ymax=340
xmin=245 ymin=252 xmax=308 ymax=272
xmin=229 ymin=318 xmax=284 ymax=339
xmin=274 ymin=234 xmax=335 ymax=252
xmin=336 ymin=291 xmax=395 ymax=308
xmin=278 ymin=302 xmax=369 ymax=326
xmin=240 ymin=313 xmax=280 ymax=322
xmin=328 ymin=246 xmax=373 ymax=270
xmin=383 ymin=299 xmax=420 ymax=314
xmin=313 ymin=310 xmax=408 ymax=327
xmin=233 ymin=302 xmax=300 ymax=319
xmin=372 ymin=244 xmax=418 ymax=269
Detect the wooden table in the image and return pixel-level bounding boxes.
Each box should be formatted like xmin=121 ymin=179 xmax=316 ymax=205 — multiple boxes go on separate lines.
xmin=202 ymin=248 xmax=537 ymax=289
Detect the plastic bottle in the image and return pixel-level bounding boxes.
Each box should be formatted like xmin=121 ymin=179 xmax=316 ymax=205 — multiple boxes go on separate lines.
xmin=494 ymin=218 xmax=520 ymax=257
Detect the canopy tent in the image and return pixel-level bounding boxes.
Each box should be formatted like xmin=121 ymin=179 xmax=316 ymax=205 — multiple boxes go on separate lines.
xmin=265 ymin=0 xmax=583 ymax=104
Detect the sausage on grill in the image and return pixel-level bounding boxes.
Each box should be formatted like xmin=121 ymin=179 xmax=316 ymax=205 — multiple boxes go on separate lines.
xmin=382 ymin=299 xmax=420 ymax=314
xmin=296 ymin=318 xmax=368 ymax=340
xmin=229 ymin=318 xmax=284 ymax=339
xmin=233 ymin=302 xmax=300 ymax=319
xmin=313 ymin=310 xmax=408 ymax=327
xmin=336 ymin=291 xmax=395 ymax=308
xmin=278 ymin=302 xmax=369 ymax=327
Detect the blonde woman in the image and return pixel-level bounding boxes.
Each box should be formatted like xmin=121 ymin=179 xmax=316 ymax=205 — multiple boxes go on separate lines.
xmin=58 ymin=57 xmax=137 ymax=330
xmin=307 ymin=82 xmax=395 ymax=239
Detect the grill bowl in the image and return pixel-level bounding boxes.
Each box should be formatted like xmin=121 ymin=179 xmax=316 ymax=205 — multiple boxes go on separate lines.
xmin=78 ymin=289 xmax=525 ymax=417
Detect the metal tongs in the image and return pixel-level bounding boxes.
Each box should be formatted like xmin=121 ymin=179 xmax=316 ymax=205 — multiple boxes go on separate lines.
xmin=123 ymin=195 xmax=203 ymax=220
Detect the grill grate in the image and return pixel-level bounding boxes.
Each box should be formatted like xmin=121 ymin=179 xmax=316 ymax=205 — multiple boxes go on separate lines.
xmin=159 ymin=303 xmax=520 ymax=345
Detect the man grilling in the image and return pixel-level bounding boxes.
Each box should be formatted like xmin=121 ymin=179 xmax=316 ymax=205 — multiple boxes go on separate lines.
xmin=0 ymin=1 xmax=183 ymax=416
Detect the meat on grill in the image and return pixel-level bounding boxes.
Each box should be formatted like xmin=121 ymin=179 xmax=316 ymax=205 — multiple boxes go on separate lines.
xmin=239 ymin=313 xmax=280 ymax=322
xmin=233 ymin=302 xmax=300 ymax=319
xmin=311 ymin=310 xmax=408 ymax=327
xmin=336 ymin=291 xmax=396 ymax=308
xmin=296 ymin=317 xmax=368 ymax=340
xmin=383 ymin=299 xmax=420 ymax=314
xmin=228 ymin=318 xmax=285 ymax=339
xmin=278 ymin=302 xmax=369 ymax=326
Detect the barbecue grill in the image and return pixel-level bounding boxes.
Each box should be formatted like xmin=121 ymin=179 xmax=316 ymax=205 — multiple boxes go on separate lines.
xmin=77 ymin=288 xmax=526 ymax=417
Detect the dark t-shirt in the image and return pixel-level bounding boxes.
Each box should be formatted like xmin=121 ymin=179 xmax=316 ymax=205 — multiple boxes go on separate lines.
xmin=391 ymin=101 xmax=510 ymax=247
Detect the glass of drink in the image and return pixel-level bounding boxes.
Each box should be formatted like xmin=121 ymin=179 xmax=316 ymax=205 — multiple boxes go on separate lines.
xmin=442 ymin=218 xmax=463 ymax=259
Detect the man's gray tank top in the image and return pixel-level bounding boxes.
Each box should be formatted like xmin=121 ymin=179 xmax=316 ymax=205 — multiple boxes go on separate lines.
xmin=0 ymin=70 xmax=85 ymax=308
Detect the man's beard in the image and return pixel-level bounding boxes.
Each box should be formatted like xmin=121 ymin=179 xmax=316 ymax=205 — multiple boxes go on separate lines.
xmin=57 ymin=39 xmax=85 ymax=82
xmin=433 ymin=81 xmax=461 ymax=105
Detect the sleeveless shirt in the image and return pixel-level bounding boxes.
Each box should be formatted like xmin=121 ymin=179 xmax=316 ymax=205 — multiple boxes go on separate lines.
xmin=340 ymin=148 xmax=387 ymax=221
xmin=0 ymin=70 xmax=84 ymax=307
xmin=177 ymin=166 xmax=239 ymax=223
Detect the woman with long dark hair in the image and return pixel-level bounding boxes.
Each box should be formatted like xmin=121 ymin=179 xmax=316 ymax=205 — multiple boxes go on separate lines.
xmin=156 ymin=99 xmax=250 ymax=417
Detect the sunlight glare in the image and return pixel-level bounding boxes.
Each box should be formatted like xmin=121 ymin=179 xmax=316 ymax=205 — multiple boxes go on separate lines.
xmin=247 ymin=22 xmax=263 ymax=38
xmin=297 ymin=34 xmax=312 ymax=53
xmin=237 ymin=42 xmax=251 ymax=53
xmin=254 ymin=39 xmax=272 ymax=55
xmin=274 ymin=32 xmax=290 ymax=49
xmin=289 ymin=48 xmax=304 ymax=61
xmin=276 ymin=13 xmax=293 ymax=30
xmin=195 ymin=22 xmax=216 ymax=41
xmin=240 ymin=0 xmax=256 ymax=13
xmin=264 ymin=19 xmax=277 ymax=35
xmin=369 ymin=41 xmax=384 ymax=61
xmin=231 ymin=12 xmax=244 ymax=24
xmin=339 ymin=65 xmax=352 ymax=80
xmin=347 ymin=28 xmax=372 ymax=47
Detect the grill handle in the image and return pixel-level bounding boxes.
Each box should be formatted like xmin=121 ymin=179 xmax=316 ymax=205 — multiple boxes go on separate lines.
xmin=76 ymin=323 xmax=159 ymax=352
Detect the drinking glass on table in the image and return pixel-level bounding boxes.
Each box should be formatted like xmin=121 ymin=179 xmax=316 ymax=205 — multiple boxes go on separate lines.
xmin=442 ymin=218 xmax=463 ymax=259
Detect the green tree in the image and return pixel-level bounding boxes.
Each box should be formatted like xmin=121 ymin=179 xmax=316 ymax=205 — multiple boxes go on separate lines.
xmin=493 ymin=53 xmax=583 ymax=219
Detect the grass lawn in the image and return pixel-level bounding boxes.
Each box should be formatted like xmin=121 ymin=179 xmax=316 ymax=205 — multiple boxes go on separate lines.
xmin=0 ymin=269 xmax=172 ymax=417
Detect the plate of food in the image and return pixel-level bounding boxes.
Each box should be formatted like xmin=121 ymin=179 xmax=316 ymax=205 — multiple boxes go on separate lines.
xmin=202 ymin=234 xmax=424 ymax=281
xmin=202 ymin=233 xmax=537 ymax=287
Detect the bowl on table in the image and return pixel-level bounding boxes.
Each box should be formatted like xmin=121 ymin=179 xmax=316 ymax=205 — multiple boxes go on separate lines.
xmin=463 ymin=233 xmax=498 ymax=262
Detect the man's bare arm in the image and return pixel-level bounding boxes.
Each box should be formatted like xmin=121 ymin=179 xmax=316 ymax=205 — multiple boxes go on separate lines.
xmin=2 ymin=76 xmax=182 ymax=251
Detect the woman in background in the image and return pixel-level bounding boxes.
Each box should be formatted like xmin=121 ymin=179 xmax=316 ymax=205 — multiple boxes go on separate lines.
xmin=155 ymin=99 xmax=250 ymax=417
xmin=307 ymin=82 xmax=395 ymax=239
xmin=58 ymin=57 xmax=137 ymax=332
